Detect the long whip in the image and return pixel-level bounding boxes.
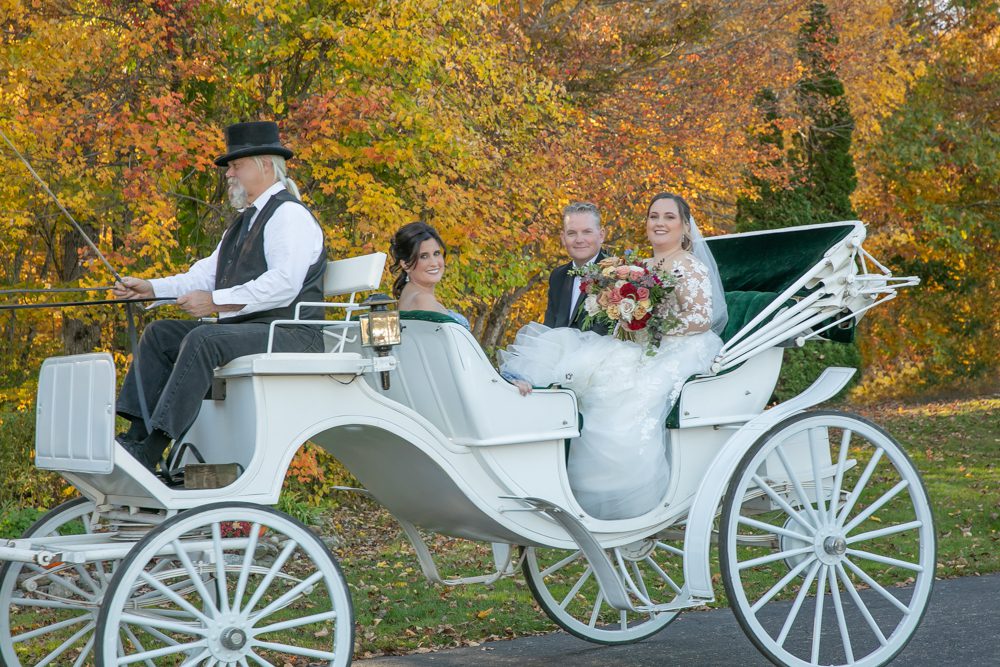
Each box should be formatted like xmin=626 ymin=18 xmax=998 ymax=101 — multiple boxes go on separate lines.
xmin=1 ymin=126 xmax=154 ymax=434
xmin=1 ymin=128 xmax=124 ymax=283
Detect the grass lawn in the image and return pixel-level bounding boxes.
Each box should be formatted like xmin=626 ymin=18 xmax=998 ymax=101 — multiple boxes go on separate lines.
xmin=1 ymin=396 xmax=996 ymax=662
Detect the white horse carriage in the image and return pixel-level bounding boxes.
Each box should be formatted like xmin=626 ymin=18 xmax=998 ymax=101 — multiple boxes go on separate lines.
xmin=0 ymin=220 xmax=933 ymax=667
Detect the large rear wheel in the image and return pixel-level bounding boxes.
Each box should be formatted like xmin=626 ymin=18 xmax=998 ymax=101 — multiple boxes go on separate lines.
xmin=720 ymin=411 xmax=935 ymax=667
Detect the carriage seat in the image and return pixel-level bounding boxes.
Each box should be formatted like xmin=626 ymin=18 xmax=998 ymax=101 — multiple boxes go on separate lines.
xmin=662 ymin=289 xmax=791 ymax=429
xmin=357 ymin=312 xmax=579 ymax=447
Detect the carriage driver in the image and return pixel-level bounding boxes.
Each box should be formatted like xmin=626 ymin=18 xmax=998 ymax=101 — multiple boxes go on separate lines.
xmin=112 ymin=121 xmax=327 ymax=472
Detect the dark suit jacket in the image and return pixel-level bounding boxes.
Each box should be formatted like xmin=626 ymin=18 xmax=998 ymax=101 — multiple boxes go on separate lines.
xmin=543 ymin=251 xmax=610 ymax=334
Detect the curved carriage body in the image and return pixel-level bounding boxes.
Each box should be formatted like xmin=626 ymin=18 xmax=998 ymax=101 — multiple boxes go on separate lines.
xmin=0 ymin=221 xmax=933 ymax=667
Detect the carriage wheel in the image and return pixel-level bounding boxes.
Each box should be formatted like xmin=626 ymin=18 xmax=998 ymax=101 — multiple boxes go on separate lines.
xmin=0 ymin=497 xmax=108 ymax=667
xmin=522 ymin=536 xmax=684 ymax=644
xmin=719 ymin=411 xmax=935 ymax=667
xmin=94 ymin=501 xmax=353 ymax=667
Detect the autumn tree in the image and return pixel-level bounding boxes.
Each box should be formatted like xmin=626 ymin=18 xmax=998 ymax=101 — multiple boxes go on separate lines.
xmin=853 ymin=1 xmax=1000 ymax=396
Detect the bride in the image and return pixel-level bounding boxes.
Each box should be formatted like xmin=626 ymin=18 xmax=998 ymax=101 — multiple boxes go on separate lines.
xmin=499 ymin=193 xmax=727 ymax=520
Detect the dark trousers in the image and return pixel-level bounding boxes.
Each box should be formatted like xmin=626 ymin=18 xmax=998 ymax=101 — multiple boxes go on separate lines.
xmin=116 ymin=319 xmax=324 ymax=439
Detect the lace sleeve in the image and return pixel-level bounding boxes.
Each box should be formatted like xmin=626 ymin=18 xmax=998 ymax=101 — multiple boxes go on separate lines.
xmin=662 ymin=254 xmax=714 ymax=336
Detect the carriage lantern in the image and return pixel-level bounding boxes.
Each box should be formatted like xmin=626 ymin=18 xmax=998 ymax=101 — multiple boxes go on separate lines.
xmin=359 ymin=293 xmax=401 ymax=389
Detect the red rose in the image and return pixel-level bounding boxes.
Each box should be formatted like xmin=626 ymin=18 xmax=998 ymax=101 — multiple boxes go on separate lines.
xmin=580 ymin=280 xmax=590 ymax=293
xmin=626 ymin=312 xmax=651 ymax=331
xmin=619 ymin=283 xmax=639 ymax=298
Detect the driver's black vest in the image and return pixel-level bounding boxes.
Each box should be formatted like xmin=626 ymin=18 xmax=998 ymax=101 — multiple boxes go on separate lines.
xmin=215 ymin=190 xmax=326 ymax=324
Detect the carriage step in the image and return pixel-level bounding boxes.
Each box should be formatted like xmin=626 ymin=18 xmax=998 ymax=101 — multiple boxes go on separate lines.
xmin=183 ymin=463 xmax=242 ymax=489
xmin=507 ymin=496 xmax=636 ymax=613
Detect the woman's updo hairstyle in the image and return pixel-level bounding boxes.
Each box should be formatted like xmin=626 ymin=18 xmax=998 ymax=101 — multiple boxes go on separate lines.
xmin=389 ymin=222 xmax=447 ymax=299
xmin=646 ymin=192 xmax=693 ymax=251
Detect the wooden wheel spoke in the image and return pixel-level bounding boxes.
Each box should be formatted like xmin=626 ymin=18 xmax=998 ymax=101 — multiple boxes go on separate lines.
xmin=776 ymin=560 xmax=821 ymax=647
xmin=750 ymin=555 xmax=817 ymax=613
xmin=776 ymin=446 xmax=821 ymax=527
xmin=810 ymin=564 xmax=828 ymax=665
xmin=558 ymin=565 xmax=593 ymax=609
xmin=842 ymin=480 xmax=910 ymax=533
xmin=836 ymin=447 xmax=885 ymax=525
xmin=752 ymin=474 xmax=816 ymax=533
xmin=827 ymin=564 xmax=855 ymax=663
xmin=842 ymin=557 xmax=914 ymax=614
xmin=541 ymin=551 xmax=583 ymax=578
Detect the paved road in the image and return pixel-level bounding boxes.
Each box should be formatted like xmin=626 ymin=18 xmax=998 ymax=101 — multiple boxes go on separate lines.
xmin=361 ymin=574 xmax=999 ymax=666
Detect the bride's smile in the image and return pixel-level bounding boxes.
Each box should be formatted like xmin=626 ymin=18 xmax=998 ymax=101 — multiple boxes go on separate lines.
xmin=646 ymin=197 xmax=686 ymax=256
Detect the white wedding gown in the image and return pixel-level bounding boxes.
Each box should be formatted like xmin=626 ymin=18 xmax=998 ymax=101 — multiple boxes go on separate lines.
xmin=499 ymin=254 xmax=723 ymax=520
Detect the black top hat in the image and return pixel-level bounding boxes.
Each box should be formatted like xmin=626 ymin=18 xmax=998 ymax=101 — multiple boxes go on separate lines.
xmin=214 ymin=121 xmax=294 ymax=166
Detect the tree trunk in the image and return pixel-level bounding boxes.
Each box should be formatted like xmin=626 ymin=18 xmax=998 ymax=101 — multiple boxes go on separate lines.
xmin=60 ymin=225 xmax=102 ymax=355
xmin=479 ymin=274 xmax=542 ymax=351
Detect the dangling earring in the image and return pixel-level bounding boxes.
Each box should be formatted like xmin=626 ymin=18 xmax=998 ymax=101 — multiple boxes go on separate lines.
xmin=404 ymin=273 xmax=410 ymax=283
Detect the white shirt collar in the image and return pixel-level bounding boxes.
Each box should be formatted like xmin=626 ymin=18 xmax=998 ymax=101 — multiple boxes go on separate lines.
xmin=572 ymin=252 xmax=601 ymax=270
xmin=248 ymin=181 xmax=286 ymax=211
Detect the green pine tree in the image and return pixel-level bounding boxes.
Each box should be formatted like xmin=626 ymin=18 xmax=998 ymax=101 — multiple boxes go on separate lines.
xmin=735 ymin=2 xmax=862 ymax=398
xmin=796 ymin=0 xmax=857 ymax=223
xmin=736 ymin=1 xmax=857 ymax=231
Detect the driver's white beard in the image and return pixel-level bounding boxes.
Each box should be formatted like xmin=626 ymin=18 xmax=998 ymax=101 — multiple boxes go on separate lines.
xmin=227 ymin=177 xmax=249 ymax=210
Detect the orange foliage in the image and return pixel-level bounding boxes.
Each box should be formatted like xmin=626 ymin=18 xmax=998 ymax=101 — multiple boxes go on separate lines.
xmin=1 ymin=0 xmax=990 ymax=402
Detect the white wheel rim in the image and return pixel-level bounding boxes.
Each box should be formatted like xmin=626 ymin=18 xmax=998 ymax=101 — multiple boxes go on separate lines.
xmin=523 ymin=538 xmax=683 ymax=644
xmin=96 ymin=504 xmax=352 ymax=667
xmin=0 ymin=499 xmax=108 ymax=667
xmin=722 ymin=413 xmax=935 ymax=667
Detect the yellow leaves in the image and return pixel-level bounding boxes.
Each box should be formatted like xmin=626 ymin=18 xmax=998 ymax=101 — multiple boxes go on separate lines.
xmin=475 ymin=607 xmax=493 ymax=619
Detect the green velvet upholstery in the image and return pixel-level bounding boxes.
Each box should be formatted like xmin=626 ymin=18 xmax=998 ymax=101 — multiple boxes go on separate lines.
xmin=665 ymin=224 xmax=858 ymax=428
xmin=707 ymin=223 xmax=854 ymax=294
xmin=721 ymin=290 xmax=783 ymax=343
xmin=709 ymin=223 xmax=858 ymax=344
xmin=400 ymin=310 xmax=465 ymax=325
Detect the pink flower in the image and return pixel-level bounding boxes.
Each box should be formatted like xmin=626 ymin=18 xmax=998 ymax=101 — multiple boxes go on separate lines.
xmin=636 ymin=286 xmax=650 ymax=299
xmin=629 ymin=268 xmax=644 ymax=281
xmin=607 ymin=287 xmax=624 ymax=304
xmin=615 ymin=265 xmax=630 ymax=278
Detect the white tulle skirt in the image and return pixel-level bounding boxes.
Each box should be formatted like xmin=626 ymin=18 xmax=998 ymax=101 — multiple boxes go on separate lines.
xmin=498 ymin=323 xmax=723 ymax=520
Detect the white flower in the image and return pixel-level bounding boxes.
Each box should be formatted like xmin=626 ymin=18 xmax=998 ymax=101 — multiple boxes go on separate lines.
xmin=618 ymin=297 xmax=636 ymax=322
xmin=584 ymin=294 xmax=600 ymax=316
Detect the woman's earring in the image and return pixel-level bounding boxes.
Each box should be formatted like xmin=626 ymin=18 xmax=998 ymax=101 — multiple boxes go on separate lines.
xmin=404 ymin=273 xmax=410 ymax=283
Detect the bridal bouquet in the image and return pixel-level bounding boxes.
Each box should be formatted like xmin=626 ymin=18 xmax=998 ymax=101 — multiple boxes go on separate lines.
xmin=570 ymin=253 xmax=680 ymax=353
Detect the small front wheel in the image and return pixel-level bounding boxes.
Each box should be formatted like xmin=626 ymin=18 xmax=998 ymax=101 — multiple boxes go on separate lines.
xmin=522 ymin=536 xmax=684 ymax=645
xmin=94 ymin=501 xmax=354 ymax=666
xmin=0 ymin=497 xmax=104 ymax=667
xmin=720 ymin=411 xmax=935 ymax=667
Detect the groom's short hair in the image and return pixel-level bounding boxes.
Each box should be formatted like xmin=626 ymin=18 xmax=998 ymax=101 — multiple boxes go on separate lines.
xmin=562 ymin=201 xmax=601 ymax=228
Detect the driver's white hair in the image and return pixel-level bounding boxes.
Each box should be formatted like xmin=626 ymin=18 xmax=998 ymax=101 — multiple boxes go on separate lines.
xmin=251 ymin=155 xmax=302 ymax=200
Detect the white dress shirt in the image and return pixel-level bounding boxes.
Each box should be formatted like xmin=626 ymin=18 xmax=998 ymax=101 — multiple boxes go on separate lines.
xmin=149 ymin=182 xmax=324 ymax=320
xmin=568 ymin=252 xmax=601 ymax=321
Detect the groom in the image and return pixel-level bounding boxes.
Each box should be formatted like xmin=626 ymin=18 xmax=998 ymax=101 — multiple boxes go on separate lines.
xmin=544 ymin=201 xmax=609 ymax=334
